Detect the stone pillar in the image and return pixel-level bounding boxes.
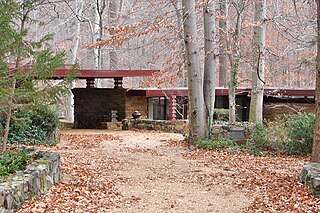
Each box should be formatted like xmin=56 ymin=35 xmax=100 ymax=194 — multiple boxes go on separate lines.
xmin=114 ymin=77 xmax=123 ymax=88
xmin=169 ymin=95 xmax=177 ymax=121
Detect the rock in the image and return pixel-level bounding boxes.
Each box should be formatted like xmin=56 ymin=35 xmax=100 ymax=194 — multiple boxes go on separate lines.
xmin=300 ymin=163 xmax=320 ymax=198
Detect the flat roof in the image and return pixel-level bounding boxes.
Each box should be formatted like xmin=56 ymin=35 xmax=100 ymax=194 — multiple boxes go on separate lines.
xmin=53 ymin=69 xmax=159 ymax=79
xmin=8 ymin=64 xmax=159 ymax=79
xmin=136 ymin=87 xmax=315 ymax=97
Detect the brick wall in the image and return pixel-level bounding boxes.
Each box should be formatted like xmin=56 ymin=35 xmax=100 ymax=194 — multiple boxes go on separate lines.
xmin=125 ymin=96 xmax=148 ymax=118
xmin=72 ymin=88 xmax=126 ymax=128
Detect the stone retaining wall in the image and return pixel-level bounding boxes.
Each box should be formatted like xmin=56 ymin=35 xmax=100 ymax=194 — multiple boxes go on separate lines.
xmin=124 ymin=119 xmax=251 ymax=143
xmin=123 ymin=119 xmax=189 ymax=134
xmin=300 ymin=163 xmax=320 ymax=198
xmin=0 ymin=149 xmax=61 ymax=212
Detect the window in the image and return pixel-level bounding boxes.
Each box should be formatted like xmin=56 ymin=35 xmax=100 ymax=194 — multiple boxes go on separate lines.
xmin=148 ymin=97 xmax=168 ymax=120
xmin=148 ymin=96 xmax=188 ymax=120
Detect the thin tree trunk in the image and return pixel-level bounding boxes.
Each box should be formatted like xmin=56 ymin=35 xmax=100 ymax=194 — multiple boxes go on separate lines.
xmin=219 ymin=0 xmax=228 ymax=87
xmin=182 ymin=0 xmax=207 ymax=146
xmin=2 ymin=80 xmax=16 ymax=152
xmin=228 ymin=0 xmax=243 ymax=125
xmin=2 ymin=10 xmax=29 ymax=151
xmin=65 ymin=0 xmax=84 ymax=122
xmin=229 ymin=57 xmax=239 ymax=124
xmin=109 ymin=0 xmax=118 ymax=71
xmin=249 ymin=0 xmax=266 ymax=124
xmin=94 ymin=0 xmax=104 ymax=87
xmin=203 ymin=0 xmax=217 ymax=136
xmin=311 ymin=0 xmax=320 ymax=163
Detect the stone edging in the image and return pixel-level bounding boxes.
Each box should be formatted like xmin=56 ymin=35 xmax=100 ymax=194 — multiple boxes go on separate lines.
xmin=300 ymin=163 xmax=320 ymax=198
xmin=123 ymin=119 xmax=189 ymax=134
xmin=0 ymin=149 xmax=61 ymax=212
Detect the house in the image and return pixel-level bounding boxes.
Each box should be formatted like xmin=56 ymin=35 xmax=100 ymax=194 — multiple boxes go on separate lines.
xmin=52 ymin=68 xmax=315 ymax=128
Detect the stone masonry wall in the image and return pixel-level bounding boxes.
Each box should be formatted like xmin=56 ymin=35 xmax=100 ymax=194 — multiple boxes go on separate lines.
xmin=73 ymin=88 xmax=126 ymax=128
xmin=125 ymin=96 xmax=148 ymax=119
xmin=123 ymin=119 xmax=189 ymax=134
xmin=124 ymin=119 xmax=251 ymax=144
xmin=0 ymin=149 xmax=61 ymax=211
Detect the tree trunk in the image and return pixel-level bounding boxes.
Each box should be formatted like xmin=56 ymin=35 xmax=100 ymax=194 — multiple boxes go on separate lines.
xmin=94 ymin=0 xmax=104 ymax=87
xmin=65 ymin=0 xmax=84 ymax=122
xmin=203 ymin=0 xmax=217 ymax=136
xmin=311 ymin=0 xmax=320 ymax=163
xmin=219 ymin=0 xmax=228 ymax=87
xmin=2 ymin=80 xmax=16 ymax=152
xmin=229 ymin=57 xmax=239 ymax=124
xmin=2 ymin=9 xmax=29 ymax=151
xmin=109 ymin=0 xmax=118 ymax=71
xmin=182 ymin=0 xmax=207 ymax=146
xmin=228 ymin=0 xmax=243 ymax=125
xmin=249 ymin=0 xmax=266 ymax=124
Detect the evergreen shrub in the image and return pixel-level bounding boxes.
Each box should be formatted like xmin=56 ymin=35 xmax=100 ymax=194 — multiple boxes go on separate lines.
xmin=0 ymin=105 xmax=59 ymax=145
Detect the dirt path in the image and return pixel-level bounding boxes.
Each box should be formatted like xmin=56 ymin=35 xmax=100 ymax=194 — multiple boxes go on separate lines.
xmin=18 ymin=130 xmax=251 ymax=212
xmin=103 ymin=130 xmax=251 ymax=213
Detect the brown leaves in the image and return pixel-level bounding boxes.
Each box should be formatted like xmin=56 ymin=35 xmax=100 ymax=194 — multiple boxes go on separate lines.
xmin=185 ymin=149 xmax=320 ymax=212
xmin=17 ymin=133 xmax=135 ymax=212
xmin=17 ymin=131 xmax=320 ymax=212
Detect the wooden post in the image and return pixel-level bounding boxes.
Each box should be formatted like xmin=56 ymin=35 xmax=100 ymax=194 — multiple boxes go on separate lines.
xmin=86 ymin=78 xmax=95 ymax=88
xmin=114 ymin=77 xmax=123 ymax=88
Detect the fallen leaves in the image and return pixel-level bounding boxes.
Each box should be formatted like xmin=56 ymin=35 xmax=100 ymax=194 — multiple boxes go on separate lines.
xmin=185 ymin=149 xmax=320 ymax=212
xmin=17 ymin=131 xmax=320 ymax=212
xmin=18 ymin=133 xmax=136 ymax=212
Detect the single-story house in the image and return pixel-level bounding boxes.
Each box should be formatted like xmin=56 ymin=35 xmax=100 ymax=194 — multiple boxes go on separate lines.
xmin=53 ymin=68 xmax=315 ymax=128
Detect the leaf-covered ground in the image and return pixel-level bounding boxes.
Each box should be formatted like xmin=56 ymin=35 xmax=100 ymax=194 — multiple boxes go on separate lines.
xmin=18 ymin=130 xmax=320 ymax=212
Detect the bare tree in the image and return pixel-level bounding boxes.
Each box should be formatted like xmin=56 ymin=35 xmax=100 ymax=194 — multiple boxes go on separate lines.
xmin=228 ymin=0 xmax=245 ymax=124
xmin=218 ymin=0 xmax=229 ymax=87
xmin=182 ymin=0 xmax=208 ymax=145
xmin=249 ymin=0 xmax=266 ymax=124
xmin=65 ymin=0 xmax=84 ymax=122
xmin=203 ymin=0 xmax=217 ymax=136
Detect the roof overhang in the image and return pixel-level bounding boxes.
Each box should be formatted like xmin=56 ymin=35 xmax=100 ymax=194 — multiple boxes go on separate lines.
xmin=143 ymin=87 xmax=315 ymax=97
xmin=53 ymin=69 xmax=159 ymax=79
xmin=145 ymin=88 xmax=250 ymax=97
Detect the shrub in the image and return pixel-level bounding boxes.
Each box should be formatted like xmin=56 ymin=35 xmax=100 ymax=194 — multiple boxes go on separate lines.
xmin=0 ymin=148 xmax=32 ymax=177
xmin=0 ymin=105 xmax=59 ymax=145
xmin=197 ymin=138 xmax=235 ymax=151
xmin=283 ymin=113 xmax=315 ymax=155
xmin=248 ymin=113 xmax=315 ymax=156
xmin=249 ymin=123 xmax=270 ymax=150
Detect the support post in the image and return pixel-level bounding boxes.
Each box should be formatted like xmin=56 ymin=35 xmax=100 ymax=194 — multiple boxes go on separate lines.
xmin=114 ymin=77 xmax=123 ymax=88
xmin=169 ymin=95 xmax=177 ymax=121
xmin=86 ymin=78 xmax=95 ymax=88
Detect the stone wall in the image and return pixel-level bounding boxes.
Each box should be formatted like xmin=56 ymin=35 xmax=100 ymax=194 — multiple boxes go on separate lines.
xmin=124 ymin=119 xmax=251 ymax=143
xmin=211 ymin=125 xmax=252 ymax=144
xmin=123 ymin=119 xmax=189 ymax=134
xmin=73 ymin=88 xmax=126 ymax=128
xmin=0 ymin=149 xmax=61 ymax=211
xmin=125 ymin=96 xmax=148 ymax=119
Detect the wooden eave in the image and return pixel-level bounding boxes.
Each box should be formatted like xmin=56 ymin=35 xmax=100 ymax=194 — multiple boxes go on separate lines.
xmin=53 ymin=69 xmax=159 ymax=79
xmin=144 ymin=88 xmax=315 ymax=97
